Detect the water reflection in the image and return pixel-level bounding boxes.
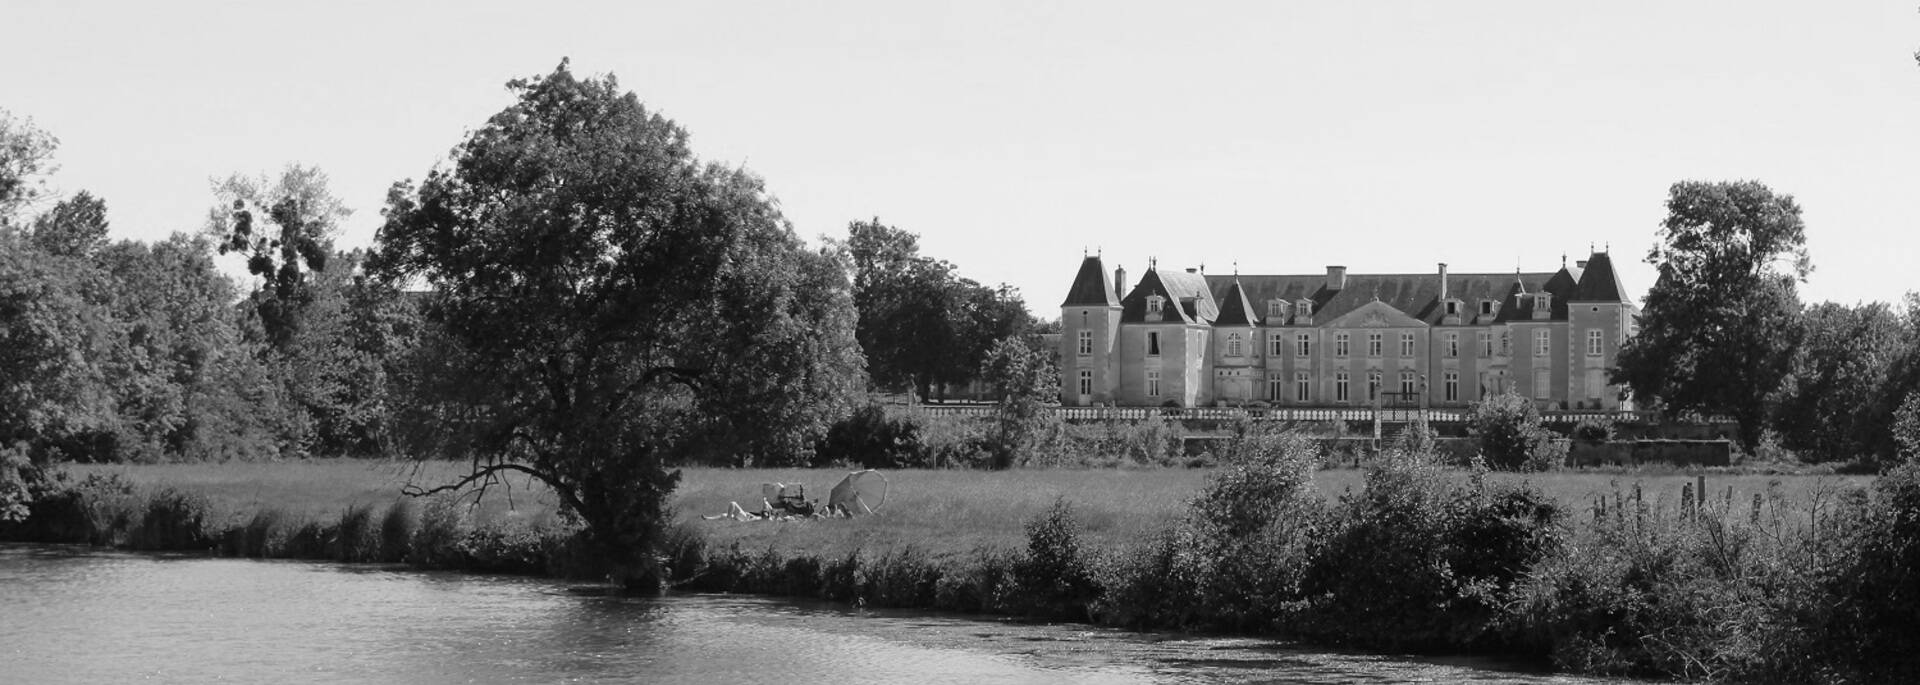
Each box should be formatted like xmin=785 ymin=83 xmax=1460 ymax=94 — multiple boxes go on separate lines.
xmin=0 ymin=545 xmax=1616 ymax=684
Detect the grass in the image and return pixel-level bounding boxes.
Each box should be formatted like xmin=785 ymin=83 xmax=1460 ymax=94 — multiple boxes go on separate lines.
xmin=59 ymin=460 xmax=1873 ymax=561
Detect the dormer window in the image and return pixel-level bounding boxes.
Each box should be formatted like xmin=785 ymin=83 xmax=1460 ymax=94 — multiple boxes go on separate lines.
xmin=1532 ymin=293 xmax=1551 ymax=320
xmin=1268 ymin=300 xmax=1285 ymax=318
xmin=1296 ymin=300 xmax=1312 ymax=317
xmin=1146 ymin=295 xmax=1164 ymax=317
xmin=1480 ymin=300 xmax=1495 ymax=316
xmin=1445 ymin=300 xmax=1460 ymax=316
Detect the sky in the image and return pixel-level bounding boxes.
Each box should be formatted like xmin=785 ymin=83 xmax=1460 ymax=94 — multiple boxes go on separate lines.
xmin=5 ymin=1 xmax=1918 ymax=317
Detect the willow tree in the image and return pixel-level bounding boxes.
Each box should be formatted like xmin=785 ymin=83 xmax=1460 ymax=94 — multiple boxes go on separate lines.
xmin=370 ymin=62 xmax=864 ymax=590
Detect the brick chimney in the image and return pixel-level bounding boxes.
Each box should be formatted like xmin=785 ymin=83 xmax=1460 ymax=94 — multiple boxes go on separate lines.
xmin=1438 ymin=262 xmax=1449 ymax=300
xmin=1326 ymin=265 xmax=1347 ymax=290
xmin=1114 ymin=265 xmax=1127 ymax=301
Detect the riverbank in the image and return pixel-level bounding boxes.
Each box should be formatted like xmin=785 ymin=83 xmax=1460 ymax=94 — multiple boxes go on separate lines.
xmin=4 ymin=458 xmax=1908 ymax=683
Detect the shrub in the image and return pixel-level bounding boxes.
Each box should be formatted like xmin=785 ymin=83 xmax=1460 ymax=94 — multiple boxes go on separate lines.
xmin=334 ymin=503 xmax=380 ymax=562
xmin=1572 ymin=417 xmax=1614 ymax=444
xmin=409 ymin=494 xmax=468 ymax=568
xmin=128 ymin=488 xmax=217 ymax=551
xmin=1470 ymin=392 xmax=1563 ymax=471
xmin=1010 ymin=498 xmax=1098 ymax=620
xmin=378 ymin=499 xmax=416 ymax=563
xmin=815 ymin=403 xmax=923 ymax=469
xmin=1891 ymin=392 xmax=1920 ymax=466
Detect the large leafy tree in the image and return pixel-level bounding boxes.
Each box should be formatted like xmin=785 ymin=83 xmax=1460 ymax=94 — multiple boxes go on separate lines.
xmin=0 ymin=109 xmax=58 ymax=225
xmin=206 ymin=165 xmax=350 ymax=349
xmin=371 ymin=62 xmax=863 ymax=590
xmin=1615 ymin=180 xmax=1810 ymax=452
xmin=846 ymin=218 xmax=1030 ymax=401
xmin=1773 ymin=301 xmax=1908 ymax=462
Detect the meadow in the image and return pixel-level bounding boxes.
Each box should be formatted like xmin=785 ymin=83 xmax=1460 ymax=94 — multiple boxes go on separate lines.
xmin=68 ymin=460 xmax=1873 ymax=560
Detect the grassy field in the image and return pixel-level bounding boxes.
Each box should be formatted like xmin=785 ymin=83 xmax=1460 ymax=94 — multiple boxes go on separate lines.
xmin=65 ymin=460 xmax=1875 ymax=562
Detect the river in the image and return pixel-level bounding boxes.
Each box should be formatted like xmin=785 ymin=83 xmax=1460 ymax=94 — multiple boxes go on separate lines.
xmin=0 ymin=544 xmax=1618 ymax=683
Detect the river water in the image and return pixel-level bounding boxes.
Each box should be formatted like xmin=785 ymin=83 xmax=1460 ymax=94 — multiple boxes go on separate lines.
xmin=0 ymin=544 xmax=1616 ymax=684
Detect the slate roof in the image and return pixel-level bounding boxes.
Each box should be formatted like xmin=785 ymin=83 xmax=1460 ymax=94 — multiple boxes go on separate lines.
xmin=1060 ymin=255 xmax=1120 ymax=307
xmin=1121 ymin=268 xmax=1219 ymax=324
xmin=1572 ymin=251 xmax=1628 ymax=302
xmin=1212 ymin=278 xmax=1258 ymax=326
xmin=1205 ymin=270 xmax=1557 ymax=327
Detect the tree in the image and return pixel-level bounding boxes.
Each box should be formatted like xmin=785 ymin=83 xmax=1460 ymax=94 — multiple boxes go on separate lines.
xmin=0 ymin=231 xmax=115 ymax=459
xmin=1615 ymin=180 xmax=1810 ymax=452
xmin=371 ymin=61 xmax=863 ymax=591
xmin=29 ymin=191 xmax=108 ymax=258
xmin=846 ymin=218 xmax=1032 ymax=401
xmin=979 ymin=336 xmax=1060 ymax=469
xmin=206 ymin=165 xmax=350 ymax=349
xmin=1773 ymin=301 xmax=1908 ymax=462
xmin=0 ymin=109 xmax=59 ymax=225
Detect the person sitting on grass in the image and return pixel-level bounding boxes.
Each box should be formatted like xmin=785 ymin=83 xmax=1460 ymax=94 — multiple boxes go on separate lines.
xmin=702 ymin=498 xmax=821 ymax=522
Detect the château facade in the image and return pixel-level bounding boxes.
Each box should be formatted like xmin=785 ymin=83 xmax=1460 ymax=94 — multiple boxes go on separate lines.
xmin=1057 ymin=250 xmax=1636 ymax=411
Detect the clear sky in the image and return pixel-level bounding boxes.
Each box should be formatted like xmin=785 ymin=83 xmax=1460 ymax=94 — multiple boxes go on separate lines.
xmin=6 ymin=1 xmax=1917 ymax=316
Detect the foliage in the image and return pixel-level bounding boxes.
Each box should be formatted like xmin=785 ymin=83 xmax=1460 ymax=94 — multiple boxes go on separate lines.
xmin=1470 ymin=391 xmax=1563 ymax=471
xmin=371 ymin=61 xmax=864 ymax=590
xmin=844 ymin=218 xmax=1031 ymax=401
xmin=1773 ymin=301 xmax=1908 ymax=463
xmin=1571 ymin=416 xmax=1614 ymax=444
xmin=0 ymin=231 xmax=115 ymax=456
xmin=1616 ymin=180 xmax=1810 ymax=453
xmin=28 ymin=190 xmax=109 ymax=257
xmin=1010 ymin=498 xmax=1098 ymax=619
xmin=814 ymin=403 xmax=922 ymax=468
xmin=980 ymin=336 xmax=1062 ymax=469
xmin=1893 ymin=393 xmax=1920 ymax=466
xmin=207 ymin=165 xmax=350 ymax=350
xmin=0 ymin=109 xmax=59 ymax=224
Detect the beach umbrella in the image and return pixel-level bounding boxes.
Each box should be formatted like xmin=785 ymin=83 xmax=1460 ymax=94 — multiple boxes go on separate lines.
xmin=828 ymin=470 xmax=889 ymax=515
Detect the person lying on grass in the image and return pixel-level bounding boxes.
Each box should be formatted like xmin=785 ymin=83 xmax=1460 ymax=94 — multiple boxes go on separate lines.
xmin=701 ymin=497 xmax=821 ymax=522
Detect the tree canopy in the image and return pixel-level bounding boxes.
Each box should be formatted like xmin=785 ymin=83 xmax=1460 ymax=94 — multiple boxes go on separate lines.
xmin=1615 ymin=180 xmax=1809 ymax=452
xmin=846 ymin=218 xmax=1030 ymax=401
xmin=371 ymin=61 xmax=863 ymax=590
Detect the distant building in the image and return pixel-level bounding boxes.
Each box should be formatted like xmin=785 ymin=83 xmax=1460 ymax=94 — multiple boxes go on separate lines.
xmin=1057 ymin=251 xmax=1635 ymax=411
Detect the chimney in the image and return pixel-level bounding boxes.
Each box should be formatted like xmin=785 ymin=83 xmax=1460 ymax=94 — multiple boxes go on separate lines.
xmin=1438 ymin=262 xmax=1449 ymax=301
xmin=1326 ymin=265 xmax=1347 ymax=290
xmin=1576 ymin=260 xmax=1588 ymax=269
xmin=1114 ymin=265 xmax=1127 ymax=301
xmin=1186 ymin=267 xmax=1198 ymax=274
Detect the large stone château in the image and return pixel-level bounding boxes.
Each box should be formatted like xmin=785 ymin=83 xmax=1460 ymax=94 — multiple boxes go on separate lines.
xmin=1057 ymin=250 xmax=1636 ymax=410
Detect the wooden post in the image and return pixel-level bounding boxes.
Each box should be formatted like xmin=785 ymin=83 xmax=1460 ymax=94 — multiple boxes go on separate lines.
xmin=1696 ymin=475 xmax=1707 ymax=517
xmin=1681 ymin=483 xmax=1694 ymax=522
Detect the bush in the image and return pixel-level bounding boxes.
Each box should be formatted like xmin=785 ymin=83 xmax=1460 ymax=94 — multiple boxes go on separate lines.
xmin=1009 ymin=498 xmax=1098 ymax=620
xmin=1470 ymin=392 xmax=1563 ymax=471
xmin=1572 ymin=417 xmax=1614 ymax=444
xmin=409 ymin=494 xmax=468 ymax=568
xmin=334 ymin=503 xmax=380 ymax=562
xmin=378 ymin=499 xmax=416 ymax=562
xmin=128 ymin=488 xmax=218 ymax=551
xmin=815 ymin=403 xmax=923 ymax=469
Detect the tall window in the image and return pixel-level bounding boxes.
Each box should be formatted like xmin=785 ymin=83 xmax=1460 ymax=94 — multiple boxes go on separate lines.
xmin=1534 ymin=329 xmax=1550 ymax=357
xmin=1269 ymin=373 xmax=1286 ymax=401
xmin=1399 ymin=332 xmax=1415 ymax=357
xmin=1296 ymin=372 xmax=1312 ymax=402
xmin=1399 ymin=371 xmax=1416 ymax=395
xmin=1296 ymin=333 xmax=1312 ymax=357
xmin=1367 ymin=332 xmax=1382 ymax=358
xmin=1501 ymin=331 xmax=1512 ymax=355
xmin=1076 ymin=330 xmax=1092 ymax=356
xmin=1444 ymin=371 xmax=1459 ymax=402
xmin=1226 ymin=333 xmax=1244 ymax=357
xmin=1443 ymin=332 xmax=1459 ymax=358
xmin=1586 ymin=329 xmax=1604 ymax=356
xmin=1335 ymin=371 xmax=1350 ymax=402
xmin=1533 ymin=368 xmax=1550 ymax=399
xmin=1334 ymin=332 xmax=1350 ymax=357
xmin=1479 ymin=331 xmax=1494 ymax=357
xmin=1077 ymin=370 xmax=1092 ymax=396
xmin=1367 ymin=374 xmax=1380 ymax=401
xmin=1146 ymin=370 xmax=1161 ymax=397
xmin=1147 ymin=331 xmax=1161 ymax=356
xmin=1268 ymin=333 xmax=1286 ymax=357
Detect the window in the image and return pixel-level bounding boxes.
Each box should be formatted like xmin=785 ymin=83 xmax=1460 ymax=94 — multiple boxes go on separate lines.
xmin=1268 ymin=373 xmax=1285 ymax=401
xmin=1479 ymin=332 xmax=1494 ymax=357
xmin=1147 ymin=331 xmax=1161 ymax=356
xmin=1226 ymin=333 xmax=1244 ymax=357
xmin=1501 ymin=331 xmax=1512 ymax=355
xmin=1367 ymin=374 xmax=1381 ymax=401
xmin=1367 ymin=332 xmax=1382 ymax=358
xmin=1534 ymin=294 xmax=1550 ymax=310
xmin=1296 ymin=372 xmax=1312 ymax=402
xmin=1076 ymin=330 xmax=1092 ymax=356
xmin=1399 ymin=332 xmax=1415 ymax=358
xmin=1444 ymin=332 xmax=1459 ymax=358
xmin=1586 ymin=329 xmax=1604 ymax=356
xmin=1533 ymin=368 xmax=1550 ymax=399
xmin=1077 ymin=370 xmax=1092 ymax=396
xmin=1586 ymin=369 xmax=1605 ymax=399
xmin=1534 ymin=329 xmax=1550 ymax=357
xmin=1146 ymin=370 xmax=1161 ymax=397
xmin=1445 ymin=300 xmax=1459 ymax=316
xmin=1334 ymin=332 xmax=1350 ymax=358
xmin=1296 ymin=301 xmax=1312 ymax=318
xmin=1480 ymin=300 xmax=1495 ymax=316
xmin=1444 ymin=371 xmax=1459 ymax=402
xmin=1268 ymin=333 xmax=1285 ymax=357
xmin=1146 ymin=296 xmax=1164 ymax=316
xmin=1399 ymin=371 xmax=1416 ymax=395
xmin=1296 ymin=333 xmax=1312 ymax=358
xmin=1335 ymin=371 xmax=1350 ymax=402
xmin=1268 ymin=301 xmax=1285 ymax=318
